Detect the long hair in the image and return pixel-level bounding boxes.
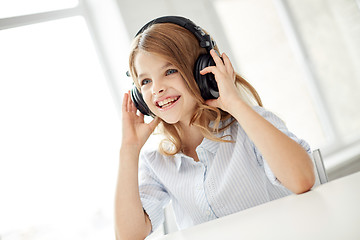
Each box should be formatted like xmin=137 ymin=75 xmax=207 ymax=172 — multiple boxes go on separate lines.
xmin=128 ymin=23 xmax=262 ymax=155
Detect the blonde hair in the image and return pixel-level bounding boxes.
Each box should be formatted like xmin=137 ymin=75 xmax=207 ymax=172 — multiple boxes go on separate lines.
xmin=129 ymin=23 xmax=262 ymax=155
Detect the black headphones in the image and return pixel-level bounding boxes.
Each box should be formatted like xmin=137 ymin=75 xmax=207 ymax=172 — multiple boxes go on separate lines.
xmin=130 ymin=16 xmax=219 ymax=117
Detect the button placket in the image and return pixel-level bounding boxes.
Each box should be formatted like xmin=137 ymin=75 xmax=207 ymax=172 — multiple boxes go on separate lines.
xmin=205 ymin=210 xmax=211 ymax=217
xmin=195 ymin=161 xmax=214 ymax=221
xmin=194 ymin=146 xmax=217 ymax=221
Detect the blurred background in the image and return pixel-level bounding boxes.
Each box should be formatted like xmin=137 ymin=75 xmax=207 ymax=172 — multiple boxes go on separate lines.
xmin=1 ymin=0 xmax=359 ymax=239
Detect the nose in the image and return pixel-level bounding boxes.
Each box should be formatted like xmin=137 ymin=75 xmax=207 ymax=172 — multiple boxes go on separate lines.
xmin=151 ymin=78 xmax=165 ymax=96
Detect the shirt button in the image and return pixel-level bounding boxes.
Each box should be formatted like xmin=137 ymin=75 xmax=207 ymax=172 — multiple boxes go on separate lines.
xmin=205 ymin=210 xmax=211 ymax=216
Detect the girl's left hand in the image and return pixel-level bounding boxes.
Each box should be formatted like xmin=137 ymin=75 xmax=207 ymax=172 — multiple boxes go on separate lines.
xmin=199 ymin=49 xmax=242 ymax=113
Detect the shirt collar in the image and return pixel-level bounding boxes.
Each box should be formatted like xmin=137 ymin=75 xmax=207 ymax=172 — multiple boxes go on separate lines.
xmin=174 ymin=153 xmax=185 ymax=171
xmin=173 ymin=118 xmax=234 ymax=171
xmin=197 ymin=137 xmax=219 ymax=155
xmin=173 ymin=138 xmax=220 ymax=171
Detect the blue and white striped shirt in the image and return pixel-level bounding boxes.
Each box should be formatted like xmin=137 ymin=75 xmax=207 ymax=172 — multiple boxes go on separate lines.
xmin=138 ymin=106 xmax=311 ymax=232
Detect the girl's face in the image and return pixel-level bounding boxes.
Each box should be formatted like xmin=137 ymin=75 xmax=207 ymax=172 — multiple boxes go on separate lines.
xmin=134 ymin=51 xmax=197 ymax=125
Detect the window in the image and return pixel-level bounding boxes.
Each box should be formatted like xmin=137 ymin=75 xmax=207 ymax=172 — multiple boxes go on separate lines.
xmin=0 ymin=2 xmax=124 ymax=239
xmin=285 ymin=0 xmax=360 ymax=146
xmin=0 ymin=0 xmax=78 ymax=18
xmin=214 ymin=0 xmax=360 ymax=166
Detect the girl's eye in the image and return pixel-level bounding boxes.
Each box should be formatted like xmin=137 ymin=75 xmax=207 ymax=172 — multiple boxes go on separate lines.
xmin=165 ymin=69 xmax=178 ymax=76
xmin=141 ymin=79 xmax=151 ymax=86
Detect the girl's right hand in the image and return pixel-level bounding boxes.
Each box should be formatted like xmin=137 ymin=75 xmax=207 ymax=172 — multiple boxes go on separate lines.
xmin=121 ymin=91 xmax=160 ymax=151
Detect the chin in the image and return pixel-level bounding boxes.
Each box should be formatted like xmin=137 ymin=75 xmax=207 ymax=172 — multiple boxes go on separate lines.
xmin=161 ymin=118 xmax=179 ymax=125
xmin=157 ymin=114 xmax=181 ymax=125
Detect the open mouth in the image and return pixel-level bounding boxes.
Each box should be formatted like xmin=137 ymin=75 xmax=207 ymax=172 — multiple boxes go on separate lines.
xmin=156 ymin=96 xmax=180 ymax=109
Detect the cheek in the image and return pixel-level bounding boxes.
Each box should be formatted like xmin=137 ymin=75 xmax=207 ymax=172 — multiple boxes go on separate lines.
xmin=184 ymin=91 xmax=198 ymax=109
xmin=141 ymin=91 xmax=153 ymax=107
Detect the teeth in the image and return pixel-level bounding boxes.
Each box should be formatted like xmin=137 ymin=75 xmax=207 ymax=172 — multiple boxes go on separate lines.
xmin=158 ymin=97 xmax=179 ymax=107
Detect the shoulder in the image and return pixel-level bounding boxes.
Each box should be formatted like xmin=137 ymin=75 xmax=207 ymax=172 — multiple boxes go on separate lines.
xmin=140 ymin=134 xmax=163 ymax=161
xmin=251 ymin=105 xmax=287 ymax=129
xmin=227 ymin=105 xmax=283 ymax=127
xmin=138 ymin=147 xmax=165 ymax=179
xmin=139 ymin=141 xmax=180 ymax=181
xmin=140 ymin=147 xmax=162 ymax=164
xmin=251 ymin=106 xmax=311 ymax=153
xmin=226 ymin=106 xmax=287 ymax=141
xmin=252 ymin=105 xmax=281 ymax=118
xmin=139 ymin=138 xmax=175 ymax=169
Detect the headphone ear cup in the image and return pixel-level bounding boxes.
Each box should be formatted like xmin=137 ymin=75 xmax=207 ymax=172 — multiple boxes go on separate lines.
xmin=194 ymin=54 xmax=219 ymax=100
xmin=130 ymin=86 xmax=155 ymax=117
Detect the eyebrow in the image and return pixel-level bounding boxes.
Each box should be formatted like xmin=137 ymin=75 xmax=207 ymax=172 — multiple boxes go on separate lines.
xmin=137 ymin=62 xmax=174 ymax=81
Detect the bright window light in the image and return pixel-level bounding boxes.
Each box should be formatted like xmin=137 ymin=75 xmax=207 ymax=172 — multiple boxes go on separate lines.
xmin=0 ymin=16 xmax=120 ymax=239
xmin=214 ymin=0 xmax=327 ymax=149
xmin=0 ymin=0 xmax=78 ymax=18
xmin=286 ymin=0 xmax=360 ymax=144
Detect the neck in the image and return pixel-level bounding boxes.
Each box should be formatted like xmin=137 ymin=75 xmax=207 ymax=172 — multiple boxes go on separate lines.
xmin=179 ymin=122 xmax=204 ymax=157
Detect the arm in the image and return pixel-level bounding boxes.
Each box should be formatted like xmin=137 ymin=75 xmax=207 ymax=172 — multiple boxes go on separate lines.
xmin=115 ymin=147 xmax=151 ymax=240
xmin=226 ymin=100 xmax=314 ymax=193
xmin=200 ymin=50 xmax=315 ymax=194
xmin=115 ymin=92 xmax=159 ymax=240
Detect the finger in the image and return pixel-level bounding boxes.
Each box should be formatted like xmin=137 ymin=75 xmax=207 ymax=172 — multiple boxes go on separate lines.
xmin=210 ymin=49 xmax=225 ymax=69
xmin=130 ymin=99 xmax=137 ymax=113
xmin=138 ymin=112 xmax=145 ymax=122
xmin=148 ymin=116 xmax=160 ymax=131
xmin=222 ymin=53 xmax=235 ymax=76
xmin=122 ymin=92 xmax=129 ymax=112
xmin=199 ymin=66 xmax=221 ymax=77
xmin=127 ymin=90 xmax=132 ymax=112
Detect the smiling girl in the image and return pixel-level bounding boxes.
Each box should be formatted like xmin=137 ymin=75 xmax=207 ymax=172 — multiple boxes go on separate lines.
xmin=115 ymin=16 xmax=315 ymax=240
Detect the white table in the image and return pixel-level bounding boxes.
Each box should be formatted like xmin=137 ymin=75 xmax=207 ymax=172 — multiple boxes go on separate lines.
xmin=157 ymin=171 xmax=360 ymax=240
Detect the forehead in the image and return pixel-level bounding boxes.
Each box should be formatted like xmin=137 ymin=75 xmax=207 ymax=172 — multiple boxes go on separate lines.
xmin=135 ymin=51 xmax=166 ymax=68
xmin=134 ymin=51 xmax=173 ymax=77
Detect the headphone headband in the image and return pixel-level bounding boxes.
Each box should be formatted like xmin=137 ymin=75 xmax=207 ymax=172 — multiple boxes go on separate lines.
xmin=135 ymin=16 xmax=215 ymax=52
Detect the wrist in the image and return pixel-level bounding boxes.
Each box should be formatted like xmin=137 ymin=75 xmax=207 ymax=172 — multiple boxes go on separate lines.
xmin=226 ymin=96 xmax=250 ymax=114
xmin=120 ymin=143 xmax=142 ymax=155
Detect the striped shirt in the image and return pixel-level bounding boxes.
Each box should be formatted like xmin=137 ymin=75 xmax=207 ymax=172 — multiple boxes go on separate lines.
xmin=138 ymin=106 xmax=311 ymax=232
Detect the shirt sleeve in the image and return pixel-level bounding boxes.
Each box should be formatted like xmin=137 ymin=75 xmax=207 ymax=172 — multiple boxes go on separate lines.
xmin=138 ymin=150 xmax=170 ymax=234
xmin=251 ymin=106 xmax=312 ymax=187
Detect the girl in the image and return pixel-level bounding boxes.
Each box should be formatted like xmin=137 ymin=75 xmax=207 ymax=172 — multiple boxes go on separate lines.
xmin=115 ymin=16 xmax=315 ymax=240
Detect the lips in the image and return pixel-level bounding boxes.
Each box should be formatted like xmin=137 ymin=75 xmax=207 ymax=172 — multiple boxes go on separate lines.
xmin=156 ymin=96 xmax=180 ymax=109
